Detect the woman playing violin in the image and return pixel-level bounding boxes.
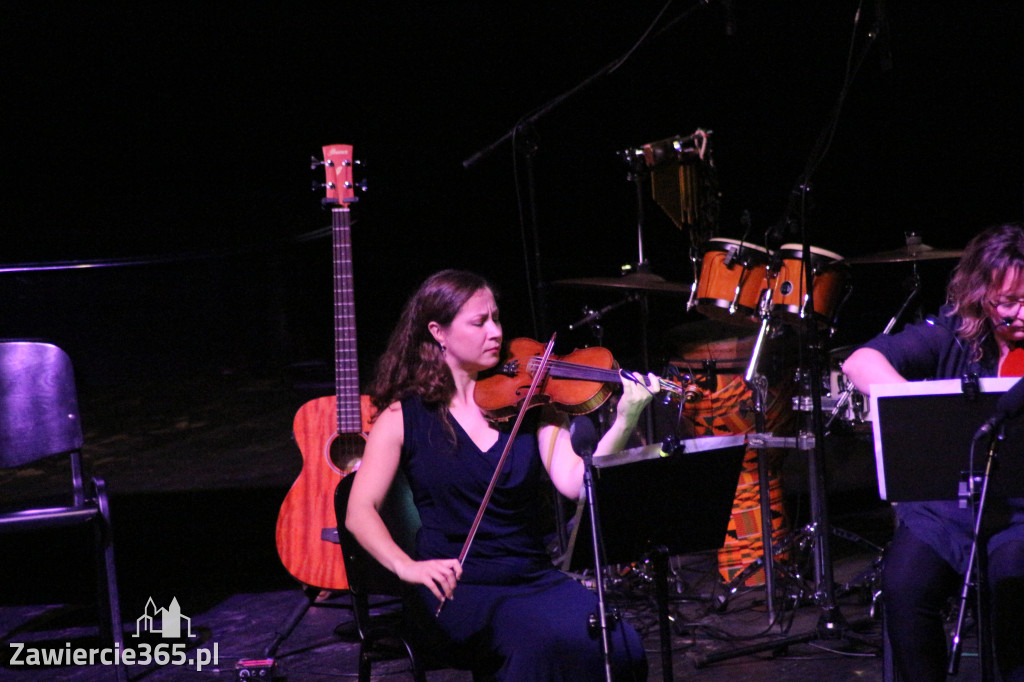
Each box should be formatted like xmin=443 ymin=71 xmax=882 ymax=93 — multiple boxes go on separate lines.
xmin=346 ymin=269 xmax=654 ymax=681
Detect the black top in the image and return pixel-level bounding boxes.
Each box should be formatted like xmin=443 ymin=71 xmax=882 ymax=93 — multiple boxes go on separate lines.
xmin=399 ymin=395 xmax=552 ymax=584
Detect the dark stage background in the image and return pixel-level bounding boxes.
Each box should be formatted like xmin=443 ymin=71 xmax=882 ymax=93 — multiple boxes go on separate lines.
xmin=4 ymin=1 xmax=1024 ymax=385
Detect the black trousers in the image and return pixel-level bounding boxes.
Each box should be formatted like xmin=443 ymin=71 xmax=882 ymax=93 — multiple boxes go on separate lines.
xmin=882 ymin=523 xmax=1024 ymax=682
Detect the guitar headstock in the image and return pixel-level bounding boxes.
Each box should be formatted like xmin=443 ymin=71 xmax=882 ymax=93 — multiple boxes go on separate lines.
xmin=316 ymin=143 xmax=357 ymax=206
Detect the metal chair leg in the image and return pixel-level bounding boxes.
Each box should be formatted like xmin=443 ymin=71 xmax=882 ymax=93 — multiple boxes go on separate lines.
xmin=93 ymin=478 xmax=126 ymax=682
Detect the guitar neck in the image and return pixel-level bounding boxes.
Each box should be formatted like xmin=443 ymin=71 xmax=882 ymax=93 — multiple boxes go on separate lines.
xmin=332 ymin=204 xmax=363 ymax=435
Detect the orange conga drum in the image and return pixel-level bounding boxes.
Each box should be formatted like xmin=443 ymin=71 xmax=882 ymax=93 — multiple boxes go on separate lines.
xmin=669 ymin=321 xmax=797 ymax=586
xmin=694 ymin=238 xmax=775 ymax=326
xmin=771 ymin=244 xmax=849 ymax=328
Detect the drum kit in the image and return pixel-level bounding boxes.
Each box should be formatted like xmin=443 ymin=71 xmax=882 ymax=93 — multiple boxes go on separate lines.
xmin=551 ymin=132 xmax=965 ymax=631
xmin=555 ymin=233 xmax=963 ymax=645
xmin=556 ymin=232 xmax=962 ymax=433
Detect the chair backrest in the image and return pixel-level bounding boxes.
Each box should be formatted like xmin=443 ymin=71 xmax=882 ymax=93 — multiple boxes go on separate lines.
xmin=0 ymin=341 xmax=83 ymax=469
xmin=334 ymin=468 xmax=422 ymax=598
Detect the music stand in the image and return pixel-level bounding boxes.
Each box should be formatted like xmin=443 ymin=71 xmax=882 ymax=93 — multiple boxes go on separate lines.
xmin=870 ymin=378 xmax=1024 ymax=681
xmin=869 ymin=378 xmax=1024 ymax=501
xmin=570 ymin=434 xmax=746 ymax=568
xmin=568 ymin=434 xmax=747 ymax=682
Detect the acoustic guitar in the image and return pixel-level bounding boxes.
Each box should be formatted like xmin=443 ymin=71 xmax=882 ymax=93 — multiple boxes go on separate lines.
xmin=276 ymin=143 xmax=373 ymax=590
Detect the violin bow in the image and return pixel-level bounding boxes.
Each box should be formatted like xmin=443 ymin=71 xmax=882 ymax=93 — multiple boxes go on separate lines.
xmin=436 ymin=333 xmax=558 ymax=616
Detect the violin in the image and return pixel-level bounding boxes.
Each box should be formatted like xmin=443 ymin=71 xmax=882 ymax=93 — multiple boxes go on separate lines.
xmin=474 ymin=337 xmax=686 ymax=420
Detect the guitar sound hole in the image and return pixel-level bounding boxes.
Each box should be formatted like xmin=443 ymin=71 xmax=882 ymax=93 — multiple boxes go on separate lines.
xmin=329 ymin=433 xmax=365 ymax=475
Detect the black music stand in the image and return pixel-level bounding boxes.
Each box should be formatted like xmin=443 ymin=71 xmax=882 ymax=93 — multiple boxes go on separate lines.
xmin=870 ymin=378 xmax=1024 ymax=682
xmin=568 ymin=434 xmax=747 ymax=682
xmin=870 ymin=378 xmax=1024 ymax=502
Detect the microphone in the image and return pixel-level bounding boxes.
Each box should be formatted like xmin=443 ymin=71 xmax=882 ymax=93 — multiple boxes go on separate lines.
xmin=569 ymin=415 xmax=599 ymax=458
xmin=974 ymin=373 xmax=1024 ymax=440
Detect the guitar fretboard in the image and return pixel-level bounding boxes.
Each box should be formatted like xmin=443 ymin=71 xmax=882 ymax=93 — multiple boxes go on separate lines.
xmin=332 ymin=204 xmax=362 ymax=434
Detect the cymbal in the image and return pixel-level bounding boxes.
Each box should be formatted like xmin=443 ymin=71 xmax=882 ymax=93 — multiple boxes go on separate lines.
xmin=553 ymin=273 xmax=691 ymax=295
xmin=847 ymin=243 xmax=963 ymax=264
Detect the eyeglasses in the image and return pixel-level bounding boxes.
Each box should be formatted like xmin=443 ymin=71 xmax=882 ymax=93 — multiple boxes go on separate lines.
xmin=990 ymin=297 xmax=1024 ymax=316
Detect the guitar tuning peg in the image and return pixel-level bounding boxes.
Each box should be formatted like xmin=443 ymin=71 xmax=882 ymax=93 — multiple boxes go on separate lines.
xmin=312 ymin=180 xmax=335 ymax=192
xmin=310 ymin=155 xmax=336 ymax=170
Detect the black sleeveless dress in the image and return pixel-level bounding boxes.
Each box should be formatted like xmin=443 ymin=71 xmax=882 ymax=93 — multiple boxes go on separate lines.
xmin=400 ymin=395 xmax=648 ymax=681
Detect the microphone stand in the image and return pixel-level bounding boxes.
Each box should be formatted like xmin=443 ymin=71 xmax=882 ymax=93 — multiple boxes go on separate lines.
xmin=460 ymin=1 xmax=706 ymax=338
xmin=460 ymin=0 xmax=703 ymax=172
xmin=795 ymin=185 xmax=845 ymax=633
xmin=571 ymin=416 xmax=675 ymax=682
xmin=575 ymin=427 xmax=615 ymax=682
xmin=517 ymin=124 xmax=548 ymax=339
xmin=695 ymin=6 xmax=885 ymax=666
xmin=786 ymin=3 xmax=895 ymax=633
xmin=621 ymin=151 xmax=658 ymax=443
xmin=751 ymin=0 xmax=886 ymax=634
xmin=948 ymin=430 xmax=1000 ymax=681
xmin=567 ymin=295 xmax=640 ymax=336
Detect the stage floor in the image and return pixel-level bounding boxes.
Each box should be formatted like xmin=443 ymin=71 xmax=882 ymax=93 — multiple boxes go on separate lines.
xmin=0 ymin=364 xmax=986 ymax=681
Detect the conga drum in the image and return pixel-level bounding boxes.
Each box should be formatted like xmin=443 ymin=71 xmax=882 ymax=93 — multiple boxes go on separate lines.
xmin=670 ymin=323 xmax=797 ymax=586
xmin=771 ymin=244 xmax=849 ymax=327
xmin=694 ymin=238 xmax=774 ymax=326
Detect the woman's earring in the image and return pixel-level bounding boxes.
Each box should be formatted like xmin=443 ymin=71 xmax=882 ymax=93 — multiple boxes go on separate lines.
xmin=439 ymin=344 xmax=447 ymax=355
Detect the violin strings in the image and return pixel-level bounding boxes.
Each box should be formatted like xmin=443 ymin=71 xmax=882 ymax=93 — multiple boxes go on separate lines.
xmin=528 ymin=352 xmax=679 ymax=395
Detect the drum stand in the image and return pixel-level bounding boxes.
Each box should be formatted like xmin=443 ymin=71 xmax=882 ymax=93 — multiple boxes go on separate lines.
xmin=740 ymin=287 xmax=783 ymax=623
xmin=696 ymin=193 xmax=876 ymax=668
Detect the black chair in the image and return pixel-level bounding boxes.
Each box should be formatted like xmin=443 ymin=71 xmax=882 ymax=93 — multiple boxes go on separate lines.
xmin=0 ymin=340 xmax=126 ymax=682
xmin=334 ymin=470 xmax=497 ymax=682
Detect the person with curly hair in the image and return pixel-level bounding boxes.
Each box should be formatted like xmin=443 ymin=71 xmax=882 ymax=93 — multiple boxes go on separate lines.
xmin=345 ymin=269 xmax=654 ymax=681
xmin=843 ymin=223 xmax=1024 ymax=682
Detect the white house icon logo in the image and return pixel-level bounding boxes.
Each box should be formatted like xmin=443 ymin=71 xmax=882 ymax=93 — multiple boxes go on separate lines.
xmin=133 ymin=597 xmax=194 ymax=639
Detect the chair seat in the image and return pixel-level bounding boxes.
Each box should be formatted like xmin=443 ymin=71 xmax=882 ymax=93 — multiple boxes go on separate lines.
xmin=0 ymin=505 xmax=100 ymax=530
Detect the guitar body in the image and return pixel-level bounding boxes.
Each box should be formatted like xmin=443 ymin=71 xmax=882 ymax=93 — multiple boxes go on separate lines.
xmin=275 ymin=394 xmax=374 ymax=589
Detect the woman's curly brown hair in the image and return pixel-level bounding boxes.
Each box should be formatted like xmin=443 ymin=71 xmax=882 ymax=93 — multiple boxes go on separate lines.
xmin=947 ymin=222 xmax=1024 ymax=357
xmin=368 ymin=269 xmax=495 ymax=420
